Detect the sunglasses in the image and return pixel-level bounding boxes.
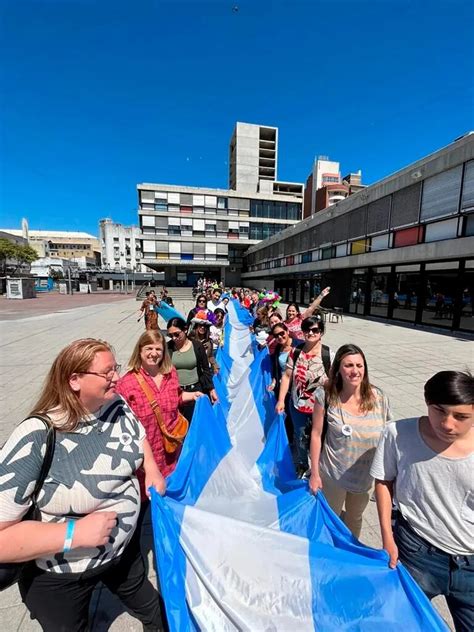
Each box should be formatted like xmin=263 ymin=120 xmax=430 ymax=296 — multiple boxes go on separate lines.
xmin=197 ymin=300 xmax=206 ymax=304
xmin=274 ymin=331 xmax=287 ymax=339
xmin=304 ymin=327 xmax=321 ymax=335
xmin=168 ymin=332 xmax=183 ymax=339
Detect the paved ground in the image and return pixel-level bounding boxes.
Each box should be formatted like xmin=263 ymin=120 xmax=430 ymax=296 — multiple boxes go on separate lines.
xmin=1 ymin=292 xmax=472 ymax=630
xmin=0 ymin=291 xmax=133 ymax=321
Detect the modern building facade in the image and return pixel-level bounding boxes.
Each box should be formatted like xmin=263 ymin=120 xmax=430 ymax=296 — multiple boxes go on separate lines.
xmin=136 ymin=122 xmax=304 ymax=286
xmin=243 ymin=133 xmax=474 ymax=333
xmin=99 ymin=218 xmax=145 ymax=272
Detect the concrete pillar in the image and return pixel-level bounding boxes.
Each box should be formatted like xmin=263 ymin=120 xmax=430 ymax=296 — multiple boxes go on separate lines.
xmin=108 ymin=280 xmax=113 ymax=291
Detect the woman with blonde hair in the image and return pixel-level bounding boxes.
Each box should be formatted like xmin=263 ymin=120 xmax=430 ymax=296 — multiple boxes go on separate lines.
xmin=117 ymin=329 xmax=200 ymax=496
xmin=0 ymin=338 xmax=166 ymax=631
xmin=309 ymin=343 xmax=392 ymax=538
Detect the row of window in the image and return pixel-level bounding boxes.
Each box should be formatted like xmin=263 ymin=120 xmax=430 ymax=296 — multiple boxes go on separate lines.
xmin=246 ymin=214 xmax=474 ymax=272
xmin=139 ymin=204 xmax=250 ymax=217
xmin=140 ymin=220 xmax=288 ymax=240
xmin=139 ymin=192 xmax=302 ymax=222
xmin=48 ymin=243 xmax=91 ymax=250
xmin=249 ymin=200 xmax=301 ymax=220
xmin=248 ymin=159 xmax=474 ymax=265
xmin=142 ymin=252 xmax=229 ymax=262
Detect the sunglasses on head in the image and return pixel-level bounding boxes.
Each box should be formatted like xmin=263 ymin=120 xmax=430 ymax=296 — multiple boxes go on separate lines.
xmin=304 ymin=326 xmax=321 ymax=335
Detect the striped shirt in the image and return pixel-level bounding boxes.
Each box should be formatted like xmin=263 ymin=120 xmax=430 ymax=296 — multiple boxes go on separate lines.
xmin=316 ymin=386 xmax=392 ymax=493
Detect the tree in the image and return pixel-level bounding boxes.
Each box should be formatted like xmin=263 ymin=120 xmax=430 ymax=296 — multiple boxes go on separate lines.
xmin=0 ymin=238 xmax=38 ymax=275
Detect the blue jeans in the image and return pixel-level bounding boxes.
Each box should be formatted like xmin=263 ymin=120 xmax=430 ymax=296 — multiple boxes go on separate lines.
xmin=289 ymin=402 xmax=311 ymax=472
xmin=395 ymin=515 xmax=474 ymax=632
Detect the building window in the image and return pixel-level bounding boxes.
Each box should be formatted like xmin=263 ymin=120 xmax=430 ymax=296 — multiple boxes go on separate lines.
xmin=393 ymin=226 xmax=423 ymax=248
xmin=217 ymin=197 xmax=228 ymax=209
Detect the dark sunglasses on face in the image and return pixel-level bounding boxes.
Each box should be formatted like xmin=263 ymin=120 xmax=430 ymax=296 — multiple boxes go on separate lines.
xmin=168 ymin=332 xmax=182 ymax=339
xmin=197 ymin=300 xmax=206 ymax=304
xmin=274 ymin=331 xmax=287 ymax=338
xmin=305 ymin=327 xmax=321 ymax=335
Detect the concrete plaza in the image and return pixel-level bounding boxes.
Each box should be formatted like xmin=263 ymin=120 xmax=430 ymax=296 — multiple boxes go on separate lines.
xmin=1 ymin=293 xmax=472 ymax=630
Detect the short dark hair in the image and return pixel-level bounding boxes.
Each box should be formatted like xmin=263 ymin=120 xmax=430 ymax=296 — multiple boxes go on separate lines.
xmin=424 ymin=371 xmax=474 ymax=406
xmin=301 ymin=315 xmax=325 ymax=335
xmin=214 ymin=308 xmax=225 ymax=317
xmin=167 ymin=317 xmax=187 ymax=332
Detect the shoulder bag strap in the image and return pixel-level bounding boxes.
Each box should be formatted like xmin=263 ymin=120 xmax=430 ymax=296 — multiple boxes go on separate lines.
xmin=321 ymin=344 xmax=331 ymax=377
xmin=290 ymin=347 xmax=302 ymax=380
xmin=133 ymin=371 xmax=173 ymax=440
xmin=25 ymin=414 xmax=56 ymax=502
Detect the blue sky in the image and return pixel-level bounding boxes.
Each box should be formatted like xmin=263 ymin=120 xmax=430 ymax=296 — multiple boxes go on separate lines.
xmin=1 ymin=0 xmax=473 ymax=236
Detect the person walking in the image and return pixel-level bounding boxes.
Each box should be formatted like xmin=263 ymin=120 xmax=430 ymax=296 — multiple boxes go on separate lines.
xmin=117 ymin=330 xmax=197 ymax=496
xmin=308 ymin=343 xmax=392 ymax=538
xmin=275 ymin=315 xmax=333 ymax=477
xmin=140 ymin=291 xmax=159 ymax=331
xmin=371 ymin=371 xmax=473 ymax=632
xmin=0 ymin=338 xmax=166 ymax=631
xmin=167 ymin=318 xmax=217 ymax=421
xmin=188 ymin=316 xmax=220 ymax=375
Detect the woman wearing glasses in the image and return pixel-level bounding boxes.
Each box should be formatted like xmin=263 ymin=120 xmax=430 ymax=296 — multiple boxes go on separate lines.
xmin=186 ymin=294 xmax=216 ymax=326
xmin=167 ymin=318 xmax=217 ymax=422
xmin=268 ymin=323 xmax=302 ymax=445
xmin=0 ymin=338 xmax=166 ymax=631
xmin=275 ymin=316 xmax=333 ymax=477
xmin=188 ymin=315 xmax=219 ymax=375
xmin=308 ymin=344 xmax=392 ymax=538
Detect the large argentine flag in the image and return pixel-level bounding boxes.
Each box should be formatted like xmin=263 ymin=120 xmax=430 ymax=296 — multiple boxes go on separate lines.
xmin=150 ymin=300 xmax=447 ymax=631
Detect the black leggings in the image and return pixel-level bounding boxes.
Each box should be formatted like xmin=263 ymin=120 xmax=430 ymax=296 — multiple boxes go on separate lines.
xmin=19 ymin=530 xmax=165 ymax=632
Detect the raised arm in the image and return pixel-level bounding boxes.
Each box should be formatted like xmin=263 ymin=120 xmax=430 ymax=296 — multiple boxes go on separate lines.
xmin=301 ymin=287 xmax=331 ymax=319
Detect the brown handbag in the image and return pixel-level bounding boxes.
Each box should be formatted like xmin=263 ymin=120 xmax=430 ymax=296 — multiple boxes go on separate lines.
xmin=134 ymin=371 xmax=189 ymax=453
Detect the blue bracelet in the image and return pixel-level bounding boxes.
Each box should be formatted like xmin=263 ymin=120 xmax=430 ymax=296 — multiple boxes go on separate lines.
xmin=63 ymin=520 xmax=75 ymax=552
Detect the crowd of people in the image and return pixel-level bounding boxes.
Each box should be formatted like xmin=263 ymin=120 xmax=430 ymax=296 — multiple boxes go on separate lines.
xmin=0 ymin=280 xmax=472 ymax=632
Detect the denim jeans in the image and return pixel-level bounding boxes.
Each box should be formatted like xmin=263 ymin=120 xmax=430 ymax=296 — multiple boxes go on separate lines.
xmin=289 ymin=402 xmax=311 ymax=472
xmin=395 ymin=515 xmax=474 ymax=632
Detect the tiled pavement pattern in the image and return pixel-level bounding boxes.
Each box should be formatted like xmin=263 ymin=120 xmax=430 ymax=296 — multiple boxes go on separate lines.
xmin=1 ymin=293 xmax=472 ymax=630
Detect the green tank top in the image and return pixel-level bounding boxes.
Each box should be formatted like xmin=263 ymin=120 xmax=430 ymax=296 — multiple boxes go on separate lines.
xmin=172 ymin=344 xmax=199 ymax=386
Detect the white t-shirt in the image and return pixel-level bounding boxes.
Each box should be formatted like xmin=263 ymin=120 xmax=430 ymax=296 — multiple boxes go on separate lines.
xmin=370 ymin=418 xmax=474 ymax=556
xmin=207 ymin=299 xmax=225 ymax=313
xmin=0 ymin=397 xmax=145 ymax=573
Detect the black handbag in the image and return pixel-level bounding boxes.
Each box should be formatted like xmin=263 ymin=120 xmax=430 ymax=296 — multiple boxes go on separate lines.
xmin=0 ymin=414 xmax=56 ymax=591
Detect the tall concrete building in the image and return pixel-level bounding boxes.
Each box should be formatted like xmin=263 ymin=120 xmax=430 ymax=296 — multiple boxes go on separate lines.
xmin=136 ymin=122 xmax=304 ymax=287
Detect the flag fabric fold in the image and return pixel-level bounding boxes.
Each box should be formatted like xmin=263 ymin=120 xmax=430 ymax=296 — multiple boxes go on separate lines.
xmin=150 ymin=299 xmax=447 ymax=632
